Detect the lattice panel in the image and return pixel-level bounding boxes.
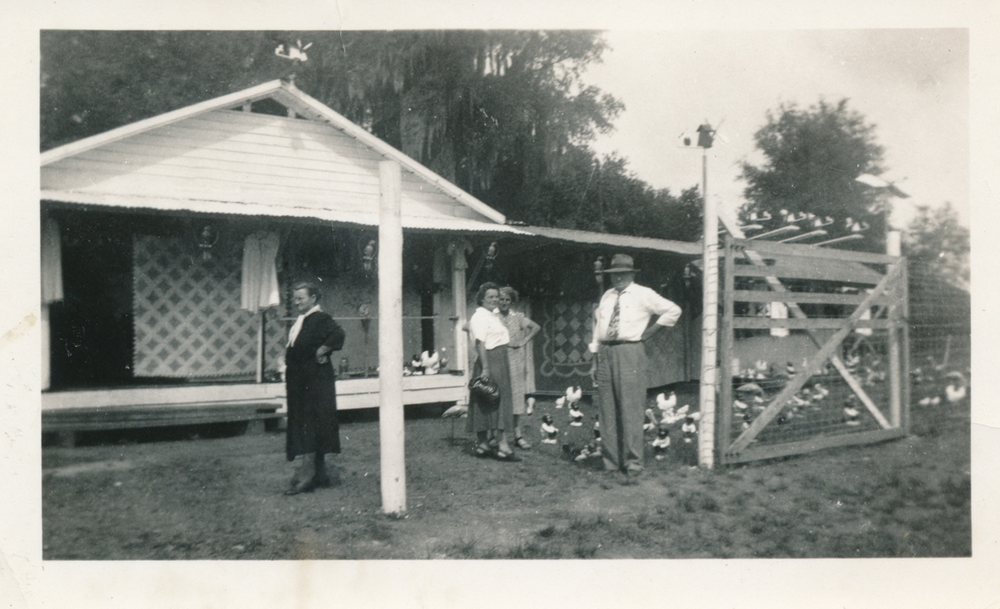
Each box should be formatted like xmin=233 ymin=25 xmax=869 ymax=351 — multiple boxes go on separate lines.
xmin=133 ymin=235 xmax=286 ymax=378
xmin=538 ymin=300 xmax=595 ymax=379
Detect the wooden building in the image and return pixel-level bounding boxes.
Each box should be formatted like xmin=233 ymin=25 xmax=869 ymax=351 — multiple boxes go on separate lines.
xmin=40 ymin=80 xmax=702 ymax=442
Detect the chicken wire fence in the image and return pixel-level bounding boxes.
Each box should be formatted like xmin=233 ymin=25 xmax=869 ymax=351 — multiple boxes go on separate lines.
xmin=716 ymin=237 xmax=910 ymax=465
xmin=906 ymin=261 xmax=971 ymax=410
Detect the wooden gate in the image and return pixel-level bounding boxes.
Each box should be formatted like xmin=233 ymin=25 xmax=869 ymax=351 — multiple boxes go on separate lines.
xmin=717 ymin=236 xmax=909 ymax=465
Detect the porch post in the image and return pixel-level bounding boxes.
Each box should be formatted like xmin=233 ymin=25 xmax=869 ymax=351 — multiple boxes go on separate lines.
xmin=452 ymin=245 xmax=469 ymax=394
xmin=378 ymin=160 xmax=406 ymax=514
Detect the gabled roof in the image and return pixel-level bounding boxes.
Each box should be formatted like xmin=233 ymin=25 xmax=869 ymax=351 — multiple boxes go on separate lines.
xmin=41 ymin=80 xmax=518 ymax=232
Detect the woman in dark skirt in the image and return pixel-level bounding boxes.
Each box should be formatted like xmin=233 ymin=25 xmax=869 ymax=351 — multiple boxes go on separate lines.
xmin=466 ymin=282 xmax=520 ymax=461
xmin=284 ymin=280 xmax=346 ymax=495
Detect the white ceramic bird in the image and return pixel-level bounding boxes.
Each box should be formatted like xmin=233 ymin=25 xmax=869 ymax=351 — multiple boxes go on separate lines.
xmin=566 ymin=386 xmax=583 ymax=405
xmin=755 ymin=360 xmax=770 ymax=379
xmin=555 ymin=396 xmax=566 ymax=409
xmin=944 ymin=383 xmax=967 ymax=404
xmin=656 ymin=391 xmax=678 ymax=412
xmin=420 ymin=350 xmax=441 ymax=374
xmin=944 ymin=372 xmax=968 ymax=404
xmin=441 ymin=404 xmax=468 ymax=419
xmin=918 ymin=395 xmax=942 ymax=407
xmin=569 ymin=404 xmax=585 ymax=426
xmin=540 ymin=415 xmax=559 ymax=443
xmin=812 ymin=382 xmax=829 ymax=400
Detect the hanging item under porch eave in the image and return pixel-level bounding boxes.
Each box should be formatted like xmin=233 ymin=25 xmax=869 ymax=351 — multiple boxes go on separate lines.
xmin=241 ymin=231 xmax=281 ymax=314
xmin=41 ymin=215 xmax=63 ymax=305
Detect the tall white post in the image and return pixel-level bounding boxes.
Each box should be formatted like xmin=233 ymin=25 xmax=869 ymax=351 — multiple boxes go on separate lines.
xmin=452 ymin=251 xmax=469 ymax=392
xmin=698 ymin=150 xmax=718 ymax=469
xmin=378 ymin=161 xmax=406 ymax=514
xmin=886 ymin=230 xmax=902 ymax=427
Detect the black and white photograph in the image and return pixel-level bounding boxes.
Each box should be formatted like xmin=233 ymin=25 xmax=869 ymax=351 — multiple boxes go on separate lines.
xmin=2 ymin=2 xmax=997 ymax=608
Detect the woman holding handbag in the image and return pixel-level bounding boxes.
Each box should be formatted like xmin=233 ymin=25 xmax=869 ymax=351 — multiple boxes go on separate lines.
xmin=466 ymin=282 xmax=520 ymax=462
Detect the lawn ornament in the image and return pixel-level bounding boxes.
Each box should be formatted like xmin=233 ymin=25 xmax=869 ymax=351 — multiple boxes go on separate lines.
xmin=441 ymin=404 xmax=468 ymax=443
xmin=420 ymin=350 xmax=441 ymax=374
xmin=409 ymin=354 xmax=423 ymax=375
xmin=944 ymin=372 xmax=968 ymax=405
xmin=656 ymin=391 xmax=677 ymax=412
xmin=644 ymin=408 xmax=658 ymax=432
xmin=566 ymin=385 xmax=583 ymax=406
xmin=555 ymin=396 xmax=566 ymax=409
xmin=681 ymin=413 xmax=701 ymax=443
xmin=593 ymin=415 xmax=601 ymax=441
xmin=569 ymin=403 xmax=585 ymax=426
xmin=652 ymin=427 xmax=671 ymax=460
xmin=526 ymin=396 xmax=536 ymax=415
xmin=540 ymin=415 xmax=559 ymax=444
xmin=843 ymin=397 xmax=861 ymax=426
xmin=918 ymin=395 xmax=941 ymax=407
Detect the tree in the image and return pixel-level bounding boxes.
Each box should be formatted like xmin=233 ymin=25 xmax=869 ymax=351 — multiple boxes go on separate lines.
xmin=41 ymin=31 xmax=699 ymax=239
xmin=738 ymin=99 xmax=888 ymax=251
xmin=903 ymin=202 xmax=970 ymax=290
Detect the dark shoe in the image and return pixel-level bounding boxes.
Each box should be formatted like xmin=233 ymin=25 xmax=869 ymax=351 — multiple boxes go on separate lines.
xmin=284 ymin=481 xmax=316 ymax=496
xmin=494 ymin=450 xmax=522 ymax=462
xmin=474 ymin=444 xmax=494 ymax=458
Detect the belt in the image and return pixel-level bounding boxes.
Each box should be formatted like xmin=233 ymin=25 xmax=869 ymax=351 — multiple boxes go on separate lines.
xmin=601 ymin=340 xmax=640 ymax=346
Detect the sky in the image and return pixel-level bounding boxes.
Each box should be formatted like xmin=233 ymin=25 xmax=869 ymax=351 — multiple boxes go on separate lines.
xmin=583 ymin=29 xmax=970 ymax=230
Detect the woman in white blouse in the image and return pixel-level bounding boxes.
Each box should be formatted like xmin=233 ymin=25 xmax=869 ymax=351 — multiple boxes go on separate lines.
xmin=466 ymin=282 xmax=520 ymax=461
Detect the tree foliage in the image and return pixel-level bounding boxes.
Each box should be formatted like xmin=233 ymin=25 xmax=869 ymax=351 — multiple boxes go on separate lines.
xmin=738 ymin=99 xmax=888 ymax=251
xmin=903 ymin=202 xmax=970 ymax=289
xmin=41 ymin=30 xmax=701 ymax=241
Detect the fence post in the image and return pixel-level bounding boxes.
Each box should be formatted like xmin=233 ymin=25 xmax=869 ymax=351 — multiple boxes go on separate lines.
xmin=886 ymin=231 xmax=903 ymax=428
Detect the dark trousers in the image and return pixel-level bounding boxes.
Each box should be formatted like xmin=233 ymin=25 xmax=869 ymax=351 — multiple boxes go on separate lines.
xmin=595 ymin=342 xmax=647 ymax=473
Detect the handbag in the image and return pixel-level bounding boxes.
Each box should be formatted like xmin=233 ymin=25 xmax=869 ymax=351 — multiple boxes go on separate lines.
xmin=469 ymin=375 xmax=501 ymax=405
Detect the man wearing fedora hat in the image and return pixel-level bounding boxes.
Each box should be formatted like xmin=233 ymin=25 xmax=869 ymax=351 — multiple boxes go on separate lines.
xmin=588 ymin=253 xmax=682 ymax=478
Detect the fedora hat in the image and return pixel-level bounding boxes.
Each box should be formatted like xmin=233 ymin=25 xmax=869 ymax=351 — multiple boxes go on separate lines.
xmin=601 ymin=253 xmax=639 ymax=274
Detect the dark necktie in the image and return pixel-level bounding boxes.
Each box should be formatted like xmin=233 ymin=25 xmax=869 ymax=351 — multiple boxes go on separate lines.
xmin=606 ymin=292 xmax=621 ymax=340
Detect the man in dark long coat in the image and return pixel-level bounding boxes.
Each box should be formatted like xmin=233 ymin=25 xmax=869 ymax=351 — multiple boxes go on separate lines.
xmin=284 ymin=280 xmax=346 ymax=495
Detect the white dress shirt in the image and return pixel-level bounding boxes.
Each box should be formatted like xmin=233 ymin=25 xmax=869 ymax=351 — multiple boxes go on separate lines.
xmin=588 ymin=283 xmax=682 ymax=352
xmin=468 ymin=306 xmax=510 ymax=350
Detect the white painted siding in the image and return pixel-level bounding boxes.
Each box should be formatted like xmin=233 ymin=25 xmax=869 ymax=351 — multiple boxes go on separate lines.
xmin=42 ymin=109 xmax=494 ymax=224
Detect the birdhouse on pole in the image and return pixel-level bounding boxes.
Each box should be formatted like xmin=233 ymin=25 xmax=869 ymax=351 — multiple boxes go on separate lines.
xmin=697 ymin=123 xmax=715 ymax=148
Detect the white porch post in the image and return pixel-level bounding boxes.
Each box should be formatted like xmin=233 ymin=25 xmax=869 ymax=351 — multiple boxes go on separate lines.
xmin=378 ymin=160 xmax=406 ymax=514
xmin=452 ymin=246 xmax=469 ymax=394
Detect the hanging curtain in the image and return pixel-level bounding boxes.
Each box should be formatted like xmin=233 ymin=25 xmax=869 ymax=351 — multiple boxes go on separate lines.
xmin=241 ymin=231 xmax=281 ymax=313
xmin=41 ymin=215 xmax=63 ymax=305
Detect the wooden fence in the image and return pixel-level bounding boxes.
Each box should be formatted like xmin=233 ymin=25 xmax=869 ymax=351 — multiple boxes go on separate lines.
xmin=717 ymin=236 xmax=909 ymax=465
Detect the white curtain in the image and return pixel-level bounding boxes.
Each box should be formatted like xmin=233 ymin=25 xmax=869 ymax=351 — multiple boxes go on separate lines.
xmin=41 ymin=215 xmax=63 ymax=305
xmin=241 ymin=231 xmax=281 ymax=313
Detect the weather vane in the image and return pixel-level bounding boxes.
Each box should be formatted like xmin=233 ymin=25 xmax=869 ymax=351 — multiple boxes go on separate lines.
xmin=275 ymin=40 xmax=312 ymax=84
